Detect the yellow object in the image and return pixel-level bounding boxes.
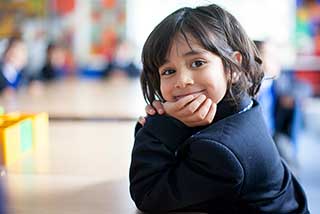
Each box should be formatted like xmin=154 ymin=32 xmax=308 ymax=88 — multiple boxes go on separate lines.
xmin=0 ymin=120 xmax=23 ymax=166
xmin=19 ymin=112 xmax=49 ymax=150
xmin=0 ymin=112 xmax=49 ymax=166
xmin=0 ymin=106 xmax=4 ymax=115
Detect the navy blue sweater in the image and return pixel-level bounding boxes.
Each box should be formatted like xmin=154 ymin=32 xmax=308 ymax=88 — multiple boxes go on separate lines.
xmin=129 ymin=96 xmax=309 ymax=213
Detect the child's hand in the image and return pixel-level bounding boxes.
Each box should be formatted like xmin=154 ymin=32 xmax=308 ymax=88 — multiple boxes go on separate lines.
xmin=146 ymin=100 xmax=165 ymax=115
xmin=138 ymin=100 xmax=165 ymax=126
xmin=163 ymin=94 xmax=217 ymax=127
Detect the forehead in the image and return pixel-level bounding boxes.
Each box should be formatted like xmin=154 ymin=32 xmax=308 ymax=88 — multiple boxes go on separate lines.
xmin=166 ymin=34 xmax=204 ymax=58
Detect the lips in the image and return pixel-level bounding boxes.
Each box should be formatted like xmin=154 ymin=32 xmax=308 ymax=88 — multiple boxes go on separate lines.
xmin=174 ymin=89 xmax=206 ymax=100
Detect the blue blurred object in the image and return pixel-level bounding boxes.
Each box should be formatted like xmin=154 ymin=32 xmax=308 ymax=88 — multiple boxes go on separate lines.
xmin=104 ymin=61 xmax=140 ymax=79
xmin=79 ymin=66 xmax=105 ymax=79
xmin=0 ymin=176 xmax=7 ymax=214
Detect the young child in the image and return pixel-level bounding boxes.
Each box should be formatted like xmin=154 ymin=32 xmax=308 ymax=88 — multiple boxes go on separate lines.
xmin=0 ymin=36 xmax=28 ymax=94
xmin=129 ymin=4 xmax=309 ymax=213
xmin=39 ymin=42 xmax=66 ymax=81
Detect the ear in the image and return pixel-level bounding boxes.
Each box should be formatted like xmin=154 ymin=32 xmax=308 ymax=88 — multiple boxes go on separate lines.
xmin=230 ymin=51 xmax=242 ymax=83
xmin=231 ymin=51 xmax=242 ymax=64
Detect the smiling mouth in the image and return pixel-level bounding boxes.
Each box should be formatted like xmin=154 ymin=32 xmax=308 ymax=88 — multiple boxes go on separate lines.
xmin=174 ymin=90 xmax=206 ymax=100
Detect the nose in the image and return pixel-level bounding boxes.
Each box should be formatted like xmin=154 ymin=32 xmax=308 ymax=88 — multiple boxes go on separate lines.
xmin=174 ymin=70 xmax=194 ymax=89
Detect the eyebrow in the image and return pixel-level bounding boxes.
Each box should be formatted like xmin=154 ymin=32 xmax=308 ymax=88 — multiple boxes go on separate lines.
xmin=162 ymin=49 xmax=208 ymax=65
xmin=182 ymin=49 xmax=207 ymax=57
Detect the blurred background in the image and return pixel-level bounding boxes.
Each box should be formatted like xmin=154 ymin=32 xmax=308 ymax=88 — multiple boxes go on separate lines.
xmin=0 ymin=0 xmax=319 ymax=213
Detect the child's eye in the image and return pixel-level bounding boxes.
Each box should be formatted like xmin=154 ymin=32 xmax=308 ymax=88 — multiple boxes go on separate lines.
xmin=161 ymin=69 xmax=175 ymax=76
xmin=191 ymin=60 xmax=206 ymax=68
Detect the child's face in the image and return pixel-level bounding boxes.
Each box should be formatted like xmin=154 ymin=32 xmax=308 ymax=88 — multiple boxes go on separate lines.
xmin=158 ymin=36 xmax=227 ymax=104
xmin=6 ymin=42 xmax=27 ymax=70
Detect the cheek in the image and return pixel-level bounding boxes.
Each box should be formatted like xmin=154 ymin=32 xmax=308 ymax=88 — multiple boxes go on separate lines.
xmin=205 ymin=76 xmax=228 ymax=103
xmin=160 ymin=80 xmax=172 ymax=101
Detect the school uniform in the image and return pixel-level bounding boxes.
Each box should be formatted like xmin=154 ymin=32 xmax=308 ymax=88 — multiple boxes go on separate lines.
xmin=0 ymin=62 xmax=24 ymax=93
xmin=39 ymin=63 xmax=64 ymax=81
xmin=129 ymin=94 xmax=309 ymax=213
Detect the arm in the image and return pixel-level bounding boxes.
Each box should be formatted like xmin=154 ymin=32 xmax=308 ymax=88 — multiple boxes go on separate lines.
xmin=139 ymin=94 xmax=216 ymax=127
xmin=130 ymin=115 xmax=244 ymax=212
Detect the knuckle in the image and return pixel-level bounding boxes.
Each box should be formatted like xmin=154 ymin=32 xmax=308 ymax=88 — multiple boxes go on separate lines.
xmin=185 ymin=105 xmax=194 ymax=114
xmin=195 ymin=112 xmax=204 ymax=120
xmin=186 ymin=108 xmax=194 ymax=114
xmin=155 ymin=102 xmax=162 ymax=108
xmin=200 ymin=109 xmax=208 ymax=119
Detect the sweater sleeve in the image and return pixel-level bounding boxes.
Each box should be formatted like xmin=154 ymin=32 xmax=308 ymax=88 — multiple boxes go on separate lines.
xmin=129 ymin=115 xmax=244 ymax=212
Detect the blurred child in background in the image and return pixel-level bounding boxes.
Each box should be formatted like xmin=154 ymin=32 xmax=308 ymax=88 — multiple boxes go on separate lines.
xmin=104 ymin=39 xmax=140 ymax=79
xmin=0 ymin=36 xmax=28 ymax=95
xmin=273 ymin=69 xmax=312 ymax=174
xmin=254 ymin=40 xmax=280 ymax=137
xmin=39 ymin=42 xmax=66 ymax=81
xmin=255 ymin=40 xmax=313 ymax=175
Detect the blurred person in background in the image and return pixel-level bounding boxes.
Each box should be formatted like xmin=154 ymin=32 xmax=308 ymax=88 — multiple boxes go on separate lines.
xmin=0 ymin=36 xmax=28 ymax=95
xmin=26 ymin=42 xmax=67 ymax=95
xmin=273 ymin=69 xmax=312 ymax=174
xmin=254 ymin=40 xmax=280 ymax=136
xmin=104 ymin=39 xmax=140 ymax=79
xmin=39 ymin=42 xmax=66 ymax=81
xmin=255 ymin=40 xmax=313 ymax=175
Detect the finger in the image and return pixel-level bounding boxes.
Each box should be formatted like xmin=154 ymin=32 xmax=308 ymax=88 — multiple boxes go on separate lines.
xmin=138 ymin=116 xmax=146 ymax=126
xmin=204 ymin=102 xmax=217 ymax=123
xmin=145 ymin=105 xmax=156 ymax=115
xmin=187 ymin=101 xmax=217 ymax=127
xmin=175 ymin=94 xmax=198 ymax=110
xmin=183 ymin=98 xmax=212 ymax=124
xmin=152 ymin=100 xmax=165 ymax=114
xmin=196 ymin=98 xmax=212 ymax=119
xmin=179 ymin=94 xmax=207 ymax=116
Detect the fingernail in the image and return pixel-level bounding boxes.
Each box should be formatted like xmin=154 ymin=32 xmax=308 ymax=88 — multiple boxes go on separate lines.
xmin=149 ymin=109 xmax=155 ymax=114
xmin=159 ymin=109 xmax=164 ymax=114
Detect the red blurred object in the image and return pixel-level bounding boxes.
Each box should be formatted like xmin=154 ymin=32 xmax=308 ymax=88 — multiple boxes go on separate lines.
xmin=91 ymin=11 xmax=101 ymax=22
xmin=315 ymin=33 xmax=320 ymax=56
xmin=102 ymin=28 xmax=117 ymax=60
xmin=102 ymin=0 xmax=116 ymax=9
xmin=117 ymin=10 xmax=126 ymax=24
xmin=295 ymin=70 xmax=320 ymax=96
xmin=53 ymin=0 xmax=75 ymax=15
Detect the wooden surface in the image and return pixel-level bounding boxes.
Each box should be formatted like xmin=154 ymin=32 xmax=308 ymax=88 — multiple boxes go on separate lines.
xmin=0 ymin=78 xmax=145 ymax=119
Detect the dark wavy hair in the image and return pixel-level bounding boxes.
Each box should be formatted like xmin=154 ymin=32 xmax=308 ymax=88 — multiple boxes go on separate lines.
xmin=141 ymin=4 xmax=264 ymax=105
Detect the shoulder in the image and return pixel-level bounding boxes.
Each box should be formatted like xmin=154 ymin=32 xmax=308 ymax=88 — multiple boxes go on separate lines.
xmin=189 ymin=100 xmax=277 ymax=167
xmin=196 ymin=101 xmax=265 ymax=142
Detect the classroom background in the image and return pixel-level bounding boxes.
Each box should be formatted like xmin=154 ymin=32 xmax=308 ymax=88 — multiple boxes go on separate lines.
xmin=0 ymin=0 xmax=319 ymax=213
